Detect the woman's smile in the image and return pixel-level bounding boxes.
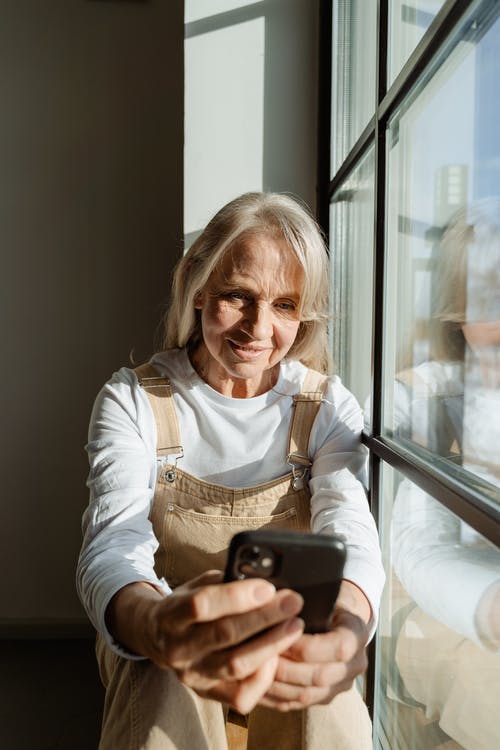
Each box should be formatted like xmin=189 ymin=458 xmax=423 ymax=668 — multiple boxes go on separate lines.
xmin=227 ymin=340 xmax=271 ymax=359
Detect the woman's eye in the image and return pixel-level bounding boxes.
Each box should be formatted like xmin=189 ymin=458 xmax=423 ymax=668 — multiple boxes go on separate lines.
xmin=276 ymin=301 xmax=296 ymax=311
xmin=222 ymin=291 xmax=248 ymax=302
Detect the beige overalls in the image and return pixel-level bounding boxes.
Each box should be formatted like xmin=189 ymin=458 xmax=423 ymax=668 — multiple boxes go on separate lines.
xmin=96 ymin=363 xmax=373 ymax=750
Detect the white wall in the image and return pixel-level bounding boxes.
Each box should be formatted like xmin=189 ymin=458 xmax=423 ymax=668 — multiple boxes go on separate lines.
xmin=0 ymin=0 xmax=183 ymax=629
xmin=184 ymin=0 xmax=319 ymax=243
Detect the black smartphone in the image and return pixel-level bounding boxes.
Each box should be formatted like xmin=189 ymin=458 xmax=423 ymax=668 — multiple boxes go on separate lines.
xmin=224 ymin=529 xmax=346 ymax=633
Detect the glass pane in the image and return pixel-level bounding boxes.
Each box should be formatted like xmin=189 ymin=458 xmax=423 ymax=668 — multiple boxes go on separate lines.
xmin=329 ymin=147 xmax=375 ymax=408
xmin=331 ymin=0 xmax=377 ymax=174
xmin=388 ymin=1 xmax=446 ymax=84
xmin=383 ymin=0 xmax=500 ymax=499
xmin=374 ymin=463 xmax=500 ymax=750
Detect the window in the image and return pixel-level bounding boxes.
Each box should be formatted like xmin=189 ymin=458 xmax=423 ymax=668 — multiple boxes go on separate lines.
xmin=330 ymin=0 xmax=377 ymax=172
xmin=388 ymin=1 xmax=447 ymax=82
xmin=321 ymin=1 xmax=500 ymax=747
xmin=375 ymin=464 xmax=500 ymax=750
xmin=329 ymin=146 xmax=375 ymax=405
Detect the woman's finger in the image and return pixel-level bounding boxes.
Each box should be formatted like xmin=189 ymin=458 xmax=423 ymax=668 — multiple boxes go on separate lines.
xmin=226 ymin=658 xmax=280 ymax=715
xmin=284 ymin=612 xmax=367 ymax=664
xmin=195 ymin=616 xmax=304 ymax=682
xmin=261 ymin=680 xmax=327 ymax=707
xmin=273 ymin=654 xmax=350 ymax=688
xmin=189 ymin=657 xmax=280 ymax=715
xmin=164 ymin=577 xmax=280 ymax=626
xmin=151 ymin=588 xmax=304 ymax=669
xmin=259 ymin=674 xmax=355 ymax=711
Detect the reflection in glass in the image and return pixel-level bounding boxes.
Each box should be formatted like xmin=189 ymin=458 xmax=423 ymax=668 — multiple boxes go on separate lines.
xmin=331 ymin=0 xmax=377 ymax=173
xmin=374 ymin=463 xmax=500 ymax=750
xmin=383 ymin=1 xmax=500 ymax=495
xmin=329 ymin=147 xmax=375 ymax=407
xmin=388 ymin=0 xmax=446 ymax=83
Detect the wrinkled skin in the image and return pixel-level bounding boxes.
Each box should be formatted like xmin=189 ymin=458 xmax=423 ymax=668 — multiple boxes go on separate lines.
xmin=107 ymin=571 xmax=370 ymax=714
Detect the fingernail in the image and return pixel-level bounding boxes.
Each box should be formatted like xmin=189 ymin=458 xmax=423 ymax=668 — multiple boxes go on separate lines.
xmin=280 ymin=593 xmax=303 ymax=615
xmin=285 ymin=617 xmax=304 ymax=634
xmin=253 ymin=582 xmax=276 ymax=602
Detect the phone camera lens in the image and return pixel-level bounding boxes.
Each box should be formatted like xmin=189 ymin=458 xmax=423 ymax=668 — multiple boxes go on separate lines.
xmin=241 ymin=546 xmax=260 ymax=562
xmin=237 ymin=545 xmax=276 ymax=578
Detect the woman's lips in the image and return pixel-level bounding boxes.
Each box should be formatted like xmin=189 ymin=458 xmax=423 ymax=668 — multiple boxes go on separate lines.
xmin=227 ymin=340 xmax=269 ymax=360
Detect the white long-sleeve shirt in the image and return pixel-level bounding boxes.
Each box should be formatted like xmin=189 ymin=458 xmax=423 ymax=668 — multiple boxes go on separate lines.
xmin=77 ymin=348 xmax=385 ymax=656
xmin=392 ymin=480 xmax=500 ymax=649
xmin=390 ymin=360 xmax=500 ymax=650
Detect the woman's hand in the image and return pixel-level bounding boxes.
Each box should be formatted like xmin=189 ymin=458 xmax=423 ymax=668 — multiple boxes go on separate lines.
xmin=258 ymin=580 xmax=371 ymax=711
xmin=106 ymin=571 xmax=305 ymax=714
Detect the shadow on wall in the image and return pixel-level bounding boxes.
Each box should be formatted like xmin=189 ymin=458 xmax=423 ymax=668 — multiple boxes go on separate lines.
xmin=184 ymin=0 xmax=319 ymax=243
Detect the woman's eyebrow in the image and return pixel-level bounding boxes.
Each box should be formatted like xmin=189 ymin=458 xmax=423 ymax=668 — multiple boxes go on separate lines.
xmin=217 ymin=280 xmax=251 ymax=292
xmin=218 ymin=271 xmax=302 ymax=299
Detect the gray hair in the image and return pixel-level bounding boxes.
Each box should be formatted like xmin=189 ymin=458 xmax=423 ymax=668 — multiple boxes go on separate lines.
xmin=161 ymin=192 xmax=330 ymax=372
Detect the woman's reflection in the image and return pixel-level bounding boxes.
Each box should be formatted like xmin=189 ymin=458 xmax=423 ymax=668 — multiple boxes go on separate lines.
xmin=388 ymin=198 xmax=500 ymax=750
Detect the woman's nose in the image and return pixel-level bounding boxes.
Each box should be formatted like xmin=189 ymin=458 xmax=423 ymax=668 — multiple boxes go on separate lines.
xmin=244 ymin=302 xmax=273 ymax=338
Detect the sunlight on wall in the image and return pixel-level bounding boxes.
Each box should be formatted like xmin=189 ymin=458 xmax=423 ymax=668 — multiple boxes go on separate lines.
xmin=184 ymin=1 xmax=265 ymax=240
xmin=186 ymin=0 xmax=262 ymax=24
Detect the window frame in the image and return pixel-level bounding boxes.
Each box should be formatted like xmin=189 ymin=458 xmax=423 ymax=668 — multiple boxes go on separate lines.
xmin=317 ymin=0 xmax=500 ymax=717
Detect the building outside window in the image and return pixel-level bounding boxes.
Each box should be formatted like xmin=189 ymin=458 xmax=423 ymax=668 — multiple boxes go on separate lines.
xmin=321 ymin=1 xmax=500 ymax=748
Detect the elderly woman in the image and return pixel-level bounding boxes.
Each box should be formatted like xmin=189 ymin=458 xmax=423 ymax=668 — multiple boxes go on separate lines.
xmin=77 ymin=192 xmax=384 ymax=750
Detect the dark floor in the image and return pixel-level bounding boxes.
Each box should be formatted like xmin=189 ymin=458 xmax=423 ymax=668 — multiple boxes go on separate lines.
xmin=0 ymin=638 xmax=104 ymax=750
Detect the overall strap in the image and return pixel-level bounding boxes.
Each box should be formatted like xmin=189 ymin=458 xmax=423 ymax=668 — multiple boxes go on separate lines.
xmin=134 ymin=363 xmax=183 ymax=459
xmin=287 ymin=369 xmax=329 ymax=484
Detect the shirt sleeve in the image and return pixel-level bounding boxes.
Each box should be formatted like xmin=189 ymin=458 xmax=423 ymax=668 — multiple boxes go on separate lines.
xmin=308 ymin=378 xmax=385 ymax=639
xmin=392 ymin=479 xmax=500 ymax=650
xmin=76 ymin=367 xmax=171 ymax=659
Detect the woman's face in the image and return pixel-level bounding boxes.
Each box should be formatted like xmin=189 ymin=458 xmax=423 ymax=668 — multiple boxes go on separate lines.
xmin=192 ymin=232 xmax=304 ymax=398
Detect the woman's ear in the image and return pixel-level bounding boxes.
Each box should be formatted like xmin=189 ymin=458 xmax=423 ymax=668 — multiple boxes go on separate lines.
xmin=194 ymin=291 xmax=204 ymax=310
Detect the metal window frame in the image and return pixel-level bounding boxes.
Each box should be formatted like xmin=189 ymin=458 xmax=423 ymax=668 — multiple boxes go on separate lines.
xmin=317 ymin=0 xmax=500 ymax=717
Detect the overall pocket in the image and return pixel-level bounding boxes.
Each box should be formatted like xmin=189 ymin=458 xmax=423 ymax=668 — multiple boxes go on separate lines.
xmin=155 ymin=504 xmax=299 ymax=588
